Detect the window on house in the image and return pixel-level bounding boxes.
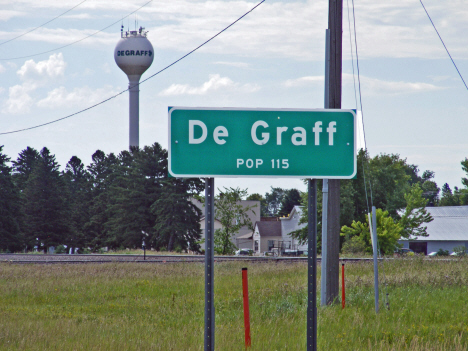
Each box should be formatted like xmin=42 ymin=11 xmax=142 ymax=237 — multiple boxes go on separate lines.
xmin=254 ymin=240 xmax=259 ymax=251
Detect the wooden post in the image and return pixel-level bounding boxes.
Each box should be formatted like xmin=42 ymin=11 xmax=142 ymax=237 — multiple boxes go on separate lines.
xmin=325 ymin=0 xmax=343 ymax=305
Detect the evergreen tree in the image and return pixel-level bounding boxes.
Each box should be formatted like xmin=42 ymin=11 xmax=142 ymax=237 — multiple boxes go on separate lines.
xmin=104 ymin=145 xmax=167 ymax=249
xmin=278 ymin=188 xmax=302 ymax=217
xmin=439 ymin=183 xmax=457 ymax=206
xmin=11 ymin=146 xmax=40 ymax=191
xmin=462 ymin=158 xmax=468 ymax=188
xmin=152 ymin=177 xmax=204 ymax=252
xmin=399 ymin=183 xmax=433 ymax=238
xmin=264 ymin=187 xmax=285 ymax=217
xmin=0 ymin=146 xmax=22 ymax=252
xmin=85 ymin=150 xmax=118 ymax=250
xmin=63 ymin=156 xmax=91 ymax=251
xmin=22 ymin=147 xmax=72 ymax=250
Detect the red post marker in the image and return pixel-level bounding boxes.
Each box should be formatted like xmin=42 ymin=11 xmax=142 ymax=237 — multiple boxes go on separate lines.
xmin=341 ymin=263 xmax=345 ymax=309
xmin=242 ymin=268 xmax=251 ymax=348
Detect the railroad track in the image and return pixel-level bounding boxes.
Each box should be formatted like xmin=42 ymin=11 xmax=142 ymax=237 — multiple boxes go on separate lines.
xmin=0 ymin=253 xmax=374 ymax=264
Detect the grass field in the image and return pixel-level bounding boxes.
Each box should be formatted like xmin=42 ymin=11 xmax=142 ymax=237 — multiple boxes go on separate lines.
xmin=1 ymin=257 xmax=468 ymax=350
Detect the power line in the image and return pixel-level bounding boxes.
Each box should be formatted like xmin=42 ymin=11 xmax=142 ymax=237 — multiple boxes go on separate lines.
xmin=0 ymin=0 xmax=266 ymax=136
xmin=0 ymin=0 xmax=88 ymax=47
xmin=0 ymin=0 xmax=153 ymax=61
xmin=419 ymin=0 xmax=468 ymax=91
xmin=349 ymin=0 xmax=389 ymax=311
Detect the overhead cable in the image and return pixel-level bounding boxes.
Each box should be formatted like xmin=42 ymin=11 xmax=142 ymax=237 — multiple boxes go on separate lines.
xmin=0 ymin=0 xmax=266 ymax=135
xmin=0 ymin=0 xmax=153 ymax=61
xmin=419 ymin=0 xmax=468 ymax=91
xmin=0 ymin=0 xmax=88 ymax=47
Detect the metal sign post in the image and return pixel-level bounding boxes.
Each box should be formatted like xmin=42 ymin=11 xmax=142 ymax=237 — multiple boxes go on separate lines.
xmin=167 ymin=107 xmax=354 ymax=350
xmin=307 ymin=179 xmax=317 ymax=351
xmin=204 ymin=178 xmax=215 ymax=351
xmin=372 ymin=206 xmax=379 ymax=313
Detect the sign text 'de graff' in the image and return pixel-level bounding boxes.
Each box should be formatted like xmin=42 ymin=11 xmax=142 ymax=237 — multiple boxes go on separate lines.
xmin=188 ymin=119 xmax=338 ymax=146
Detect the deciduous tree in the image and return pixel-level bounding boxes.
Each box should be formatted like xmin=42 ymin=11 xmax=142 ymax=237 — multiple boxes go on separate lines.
xmin=399 ymin=183 xmax=433 ymax=238
xmin=214 ymin=187 xmax=256 ymax=255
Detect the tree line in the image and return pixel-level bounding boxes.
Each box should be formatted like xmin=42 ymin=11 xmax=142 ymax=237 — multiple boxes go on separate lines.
xmin=1 ymin=144 xmax=467 ymax=254
xmin=285 ymin=150 xmax=468 ymax=254
xmin=0 ymin=144 xmax=203 ymax=253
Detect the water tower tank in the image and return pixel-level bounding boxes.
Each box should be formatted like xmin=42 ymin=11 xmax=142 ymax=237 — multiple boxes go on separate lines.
xmin=114 ymin=26 xmax=154 ymax=148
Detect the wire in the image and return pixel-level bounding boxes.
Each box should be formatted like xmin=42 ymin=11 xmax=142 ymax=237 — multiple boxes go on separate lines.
xmin=348 ymin=0 xmax=390 ymax=311
xmin=351 ymin=0 xmax=374 ymax=207
xmin=0 ymin=0 xmax=88 ymax=47
xmin=419 ymin=0 xmax=468 ymax=91
xmin=0 ymin=0 xmax=266 ymax=135
xmin=0 ymin=0 xmax=153 ymax=61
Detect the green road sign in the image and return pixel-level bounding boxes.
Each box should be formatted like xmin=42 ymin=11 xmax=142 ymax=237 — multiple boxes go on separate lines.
xmin=168 ymin=107 xmax=356 ymax=178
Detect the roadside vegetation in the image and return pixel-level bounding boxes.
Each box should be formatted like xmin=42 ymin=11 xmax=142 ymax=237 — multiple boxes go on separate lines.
xmin=1 ymin=258 xmax=468 ymax=350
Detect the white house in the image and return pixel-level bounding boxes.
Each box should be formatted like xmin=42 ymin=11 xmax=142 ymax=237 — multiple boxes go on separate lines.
xmin=252 ymin=220 xmax=283 ymax=254
xmin=280 ymin=206 xmax=308 ymax=253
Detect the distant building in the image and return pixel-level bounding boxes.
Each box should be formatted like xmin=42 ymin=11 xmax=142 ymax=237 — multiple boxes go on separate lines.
xmin=192 ymin=198 xmax=260 ymax=251
xmin=400 ymin=206 xmax=468 ymax=255
xmin=252 ymin=221 xmax=282 ymax=254
xmin=280 ymin=206 xmax=308 ymax=252
xmin=248 ymin=206 xmax=308 ymax=255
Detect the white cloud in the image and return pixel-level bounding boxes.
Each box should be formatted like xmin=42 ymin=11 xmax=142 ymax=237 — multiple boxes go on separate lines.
xmin=17 ymin=53 xmax=66 ymax=82
xmin=63 ymin=13 xmax=93 ymax=20
xmin=22 ymin=27 xmax=115 ymax=47
xmin=37 ymin=85 xmax=119 ymax=109
xmin=213 ymin=61 xmax=251 ymax=68
xmin=343 ymin=74 xmax=443 ymax=95
xmin=3 ymin=0 xmax=468 ymax=60
xmin=284 ymin=73 xmax=442 ymax=95
xmin=2 ymin=53 xmax=68 ymax=114
xmin=159 ymin=74 xmax=260 ymax=96
xmin=0 ymin=63 xmax=5 ymax=73
xmin=0 ymin=10 xmax=24 ymax=21
xmin=284 ymin=76 xmax=324 ymax=87
xmin=2 ymin=83 xmax=36 ymax=114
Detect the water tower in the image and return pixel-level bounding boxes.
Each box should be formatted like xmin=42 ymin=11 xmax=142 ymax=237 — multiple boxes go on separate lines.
xmin=114 ymin=26 xmax=154 ymax=148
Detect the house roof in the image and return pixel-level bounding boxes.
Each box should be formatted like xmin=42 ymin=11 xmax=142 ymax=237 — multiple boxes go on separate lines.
xmin=237 ymin=232 xmax=253 ymax=239
xmin=255 ymin=221 xmax=282 ymax=237
xmin=410 ymin=206 xmax=468 ymax=241
xmin=280 ymin=206 xmax=303 ymax=221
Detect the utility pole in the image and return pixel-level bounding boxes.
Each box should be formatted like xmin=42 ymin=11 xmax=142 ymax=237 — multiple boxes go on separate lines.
xmin=325 ymin=0 xmax=343 ymax=305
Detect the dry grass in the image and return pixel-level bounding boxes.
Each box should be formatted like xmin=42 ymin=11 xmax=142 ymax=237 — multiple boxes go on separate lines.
xmin=0 ymin=258 xmax=467 ymax=350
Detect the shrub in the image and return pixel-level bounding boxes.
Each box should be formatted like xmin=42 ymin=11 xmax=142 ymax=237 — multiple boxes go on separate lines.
xmin=453 ymin=245 xmax=466 ymax=256
xmin=437 ymin=248 xmax=449 ymax=256
xmin=55 ymin=245 xmax=67 ymax=254
xmin=341 ymin=236 xmax=367 ymax=255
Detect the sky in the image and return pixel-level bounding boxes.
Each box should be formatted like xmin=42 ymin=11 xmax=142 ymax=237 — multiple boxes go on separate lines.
xmin=0 ymin=0 xmax=467 ymax=197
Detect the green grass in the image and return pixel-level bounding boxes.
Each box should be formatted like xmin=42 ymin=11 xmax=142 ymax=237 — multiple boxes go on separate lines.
xmin=1 ymin=258 xmax=468 ymax=350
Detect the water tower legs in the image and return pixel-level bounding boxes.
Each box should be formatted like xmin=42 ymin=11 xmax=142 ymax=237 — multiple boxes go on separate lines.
xmin=128 ymin=78 xmax=140 ymax=148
